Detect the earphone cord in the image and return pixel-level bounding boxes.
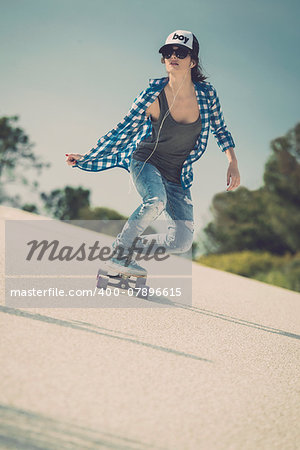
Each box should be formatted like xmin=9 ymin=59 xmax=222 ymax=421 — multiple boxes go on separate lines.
xmin=128 ymin=66 xmax=191 ymax=193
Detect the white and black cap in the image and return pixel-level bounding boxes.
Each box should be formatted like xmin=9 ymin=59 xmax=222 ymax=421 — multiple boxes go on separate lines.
xmin=159 ymin=30 xmax=198 ymax=54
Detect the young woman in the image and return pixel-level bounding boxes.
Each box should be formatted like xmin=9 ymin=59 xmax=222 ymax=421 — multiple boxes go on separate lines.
xmin=66 ymin=30 xmax=240 ymax=276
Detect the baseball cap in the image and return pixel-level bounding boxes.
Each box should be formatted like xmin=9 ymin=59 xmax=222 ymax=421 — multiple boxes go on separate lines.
xmin=159 ymin=30 xmax=199 ymax=55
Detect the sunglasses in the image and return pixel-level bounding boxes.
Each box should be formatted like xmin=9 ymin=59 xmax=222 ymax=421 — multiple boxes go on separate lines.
xmin=161 ymin=45 xmax=191 ymax=59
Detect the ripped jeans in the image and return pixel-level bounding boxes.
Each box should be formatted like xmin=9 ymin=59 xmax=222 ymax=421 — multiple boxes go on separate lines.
xmin=112 ymin=157 xmax=194 ymax=259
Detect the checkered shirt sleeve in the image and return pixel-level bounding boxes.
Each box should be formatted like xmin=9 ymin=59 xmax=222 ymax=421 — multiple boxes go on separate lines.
xmin=208 ymin=84 xmax=235 ymax=152
xmin=73 ymin=87 xmax=150 ymax=171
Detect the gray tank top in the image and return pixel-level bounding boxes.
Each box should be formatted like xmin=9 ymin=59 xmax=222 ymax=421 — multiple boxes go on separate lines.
xmin=132 ymin=88 xmax=202 ymax=184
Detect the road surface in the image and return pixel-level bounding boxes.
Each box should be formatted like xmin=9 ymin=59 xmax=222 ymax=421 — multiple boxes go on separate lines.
xmin=0 ymin=206 xmax=299 ymax=449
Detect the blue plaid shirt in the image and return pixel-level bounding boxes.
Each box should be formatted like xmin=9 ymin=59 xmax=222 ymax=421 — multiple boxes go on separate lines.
xmin=73 ymin=76 xmax=235 ymax=189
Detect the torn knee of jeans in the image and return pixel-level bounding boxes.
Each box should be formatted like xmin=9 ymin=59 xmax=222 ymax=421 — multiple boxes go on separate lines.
xmin=184 ymin=220 xmax=194 ymax=233
xmin=184 ymin=196 xmax=193 ymax=206
xmin=145 ymin=196 xmax=166 ymax=213
xmin=166 ymin=234 xmax=176 ymax=248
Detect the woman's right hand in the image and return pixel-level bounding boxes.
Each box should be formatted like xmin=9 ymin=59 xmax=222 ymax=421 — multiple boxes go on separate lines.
xmin=65 ymin=153 xmax=84 ymax=166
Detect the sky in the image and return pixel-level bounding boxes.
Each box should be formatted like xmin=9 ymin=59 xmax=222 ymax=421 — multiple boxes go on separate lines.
xmin=1 ymin=0 xmax=299 ymax=242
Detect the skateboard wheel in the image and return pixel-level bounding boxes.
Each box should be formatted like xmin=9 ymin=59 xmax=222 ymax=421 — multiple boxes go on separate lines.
xmin=135 ymin=277 xmax=147 ymax=288
xmin=97 ymin=275 xmax=109 ymax=289
xmin=97 ymin=268 xmax=108 ymax=277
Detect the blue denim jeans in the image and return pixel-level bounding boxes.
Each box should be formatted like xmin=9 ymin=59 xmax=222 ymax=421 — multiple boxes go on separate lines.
xmin=113 ymin=157 xmax=194 ymax=258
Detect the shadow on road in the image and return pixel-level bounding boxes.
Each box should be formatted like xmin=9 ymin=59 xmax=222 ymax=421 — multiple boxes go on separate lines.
xmin=171 ymin=302 xmax=300 ymax=340
xmin=0 ymin=306 xmax=211 ymax=363
xmin=0 ymin=403 xmax=165 ymax=449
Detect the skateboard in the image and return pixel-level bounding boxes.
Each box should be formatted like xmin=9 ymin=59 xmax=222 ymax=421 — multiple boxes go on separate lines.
xmin=96 ymin=266 xmax=150 ymax=299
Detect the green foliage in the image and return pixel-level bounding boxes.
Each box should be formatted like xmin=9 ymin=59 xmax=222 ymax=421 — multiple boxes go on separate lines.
xmin=78 ymin=206 xmax=126 ymax=220
xmin=40 ymin=187 xmax=157 ymax=236
xmin=264 ymin=123 xmax=300 ymax=202
xmin=196 ymin=250 xmax=300 ymax=292
xmin=200 ymin=122 xmax=300 ymax=256
xmin=74 ymin=205 xmax=128 ymax=236
xmin=0 ymin=115 xmax=50 ymax=206
xmin=196 ymin=250 xmax=290 ymax=276
xmin=22 ymin=204 xmax=39 ymax=214
xmin=75 ymin=206 xmax=157 ymax=237
xmin=40 ymin=186 xmax=90 ymax=220
xmin=202 ymin=187 xmax=289 ymax=254
xmin=249 ymin=256 xmax=300 ymax=292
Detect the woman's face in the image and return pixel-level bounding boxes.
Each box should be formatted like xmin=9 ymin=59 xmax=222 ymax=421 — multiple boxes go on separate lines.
xmin=163 ymin=46 xmax=194 ymax=74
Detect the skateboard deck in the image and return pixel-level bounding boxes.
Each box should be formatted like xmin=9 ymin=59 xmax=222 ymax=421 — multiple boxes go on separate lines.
xmin=96 ymin=266 xmax=150 ymax=299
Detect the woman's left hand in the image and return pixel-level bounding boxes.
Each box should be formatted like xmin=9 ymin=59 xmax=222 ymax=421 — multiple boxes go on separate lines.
xmin=226 ymin=161 xmax=240 ymax=191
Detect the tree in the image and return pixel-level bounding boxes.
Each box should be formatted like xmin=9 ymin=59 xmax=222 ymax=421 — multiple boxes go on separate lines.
xmin=75 ymin=205 xmax=129 ymax=236
xmin=40 ymin=186 xmax=90 ymax=220
xmin=263 ymin=122 xmax=300 ymax=251
xmin=40 ymin=186 xmax=157 ymax=236
xmin=264 ymin=122 xmax=300 ymax=202
xmin=0 ymin=115 xmax=50 ymax=206
xmin=200 ymin=122 xmax=300 ymax=255
xmin=202 ymin=186 xmax=288 ymax=255
xmin=22 ymin=204 xmax=39 ymax=214
xmin=78 ymin=206 xmax=127 ymax=220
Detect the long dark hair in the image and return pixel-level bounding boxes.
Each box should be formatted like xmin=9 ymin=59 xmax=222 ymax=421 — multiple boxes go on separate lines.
xmin=190 ymin=34 xmax=208 ymax=83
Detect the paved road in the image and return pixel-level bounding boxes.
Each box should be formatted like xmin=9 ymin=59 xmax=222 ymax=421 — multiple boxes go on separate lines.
xmin=1 ymin=206 xmax=299 ymax=449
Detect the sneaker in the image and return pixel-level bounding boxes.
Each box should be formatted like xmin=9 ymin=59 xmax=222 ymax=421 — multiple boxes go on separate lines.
xmin=105 ymin=256 xmax=147 ymax=277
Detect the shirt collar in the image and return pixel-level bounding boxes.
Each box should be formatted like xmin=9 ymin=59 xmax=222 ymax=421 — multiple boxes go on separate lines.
xmin=148 ymin=76 xmax=169 ymax=87
xmin=148 ymin=76 xmax=206 ymax=92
